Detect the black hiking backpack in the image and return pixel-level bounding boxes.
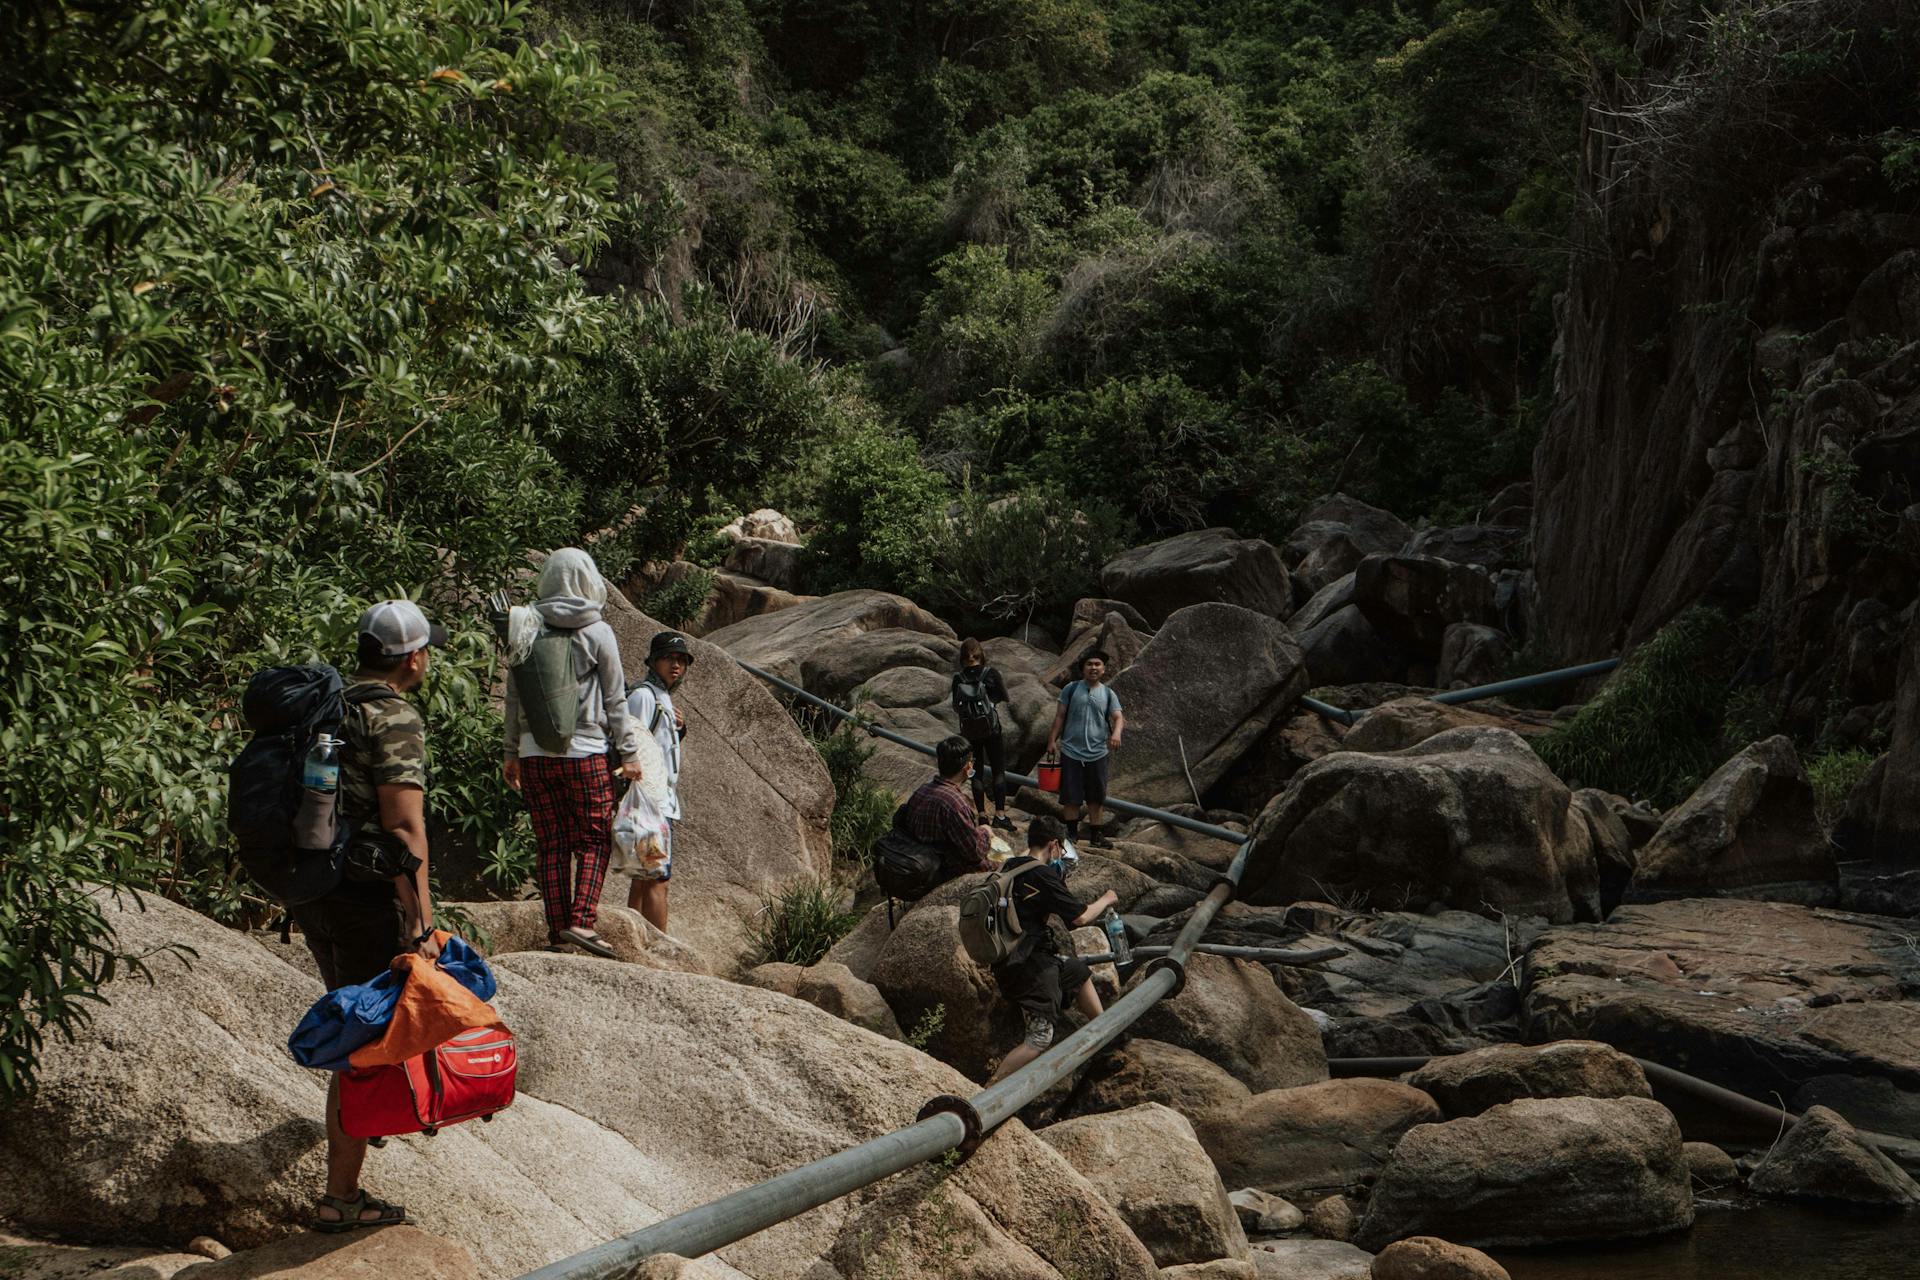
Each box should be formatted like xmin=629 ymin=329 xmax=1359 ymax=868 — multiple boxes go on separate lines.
xmin=227 ymin=665 xmax=396 ymax=906
xmin=872 ymin=802 xmax=951 ymax=923
xmin=952 ymin=667 xmax=996 ymax=735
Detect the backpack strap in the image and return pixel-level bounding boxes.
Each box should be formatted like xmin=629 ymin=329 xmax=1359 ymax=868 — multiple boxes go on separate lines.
xmin=996 ymin=860 xmax=1049 ymax=939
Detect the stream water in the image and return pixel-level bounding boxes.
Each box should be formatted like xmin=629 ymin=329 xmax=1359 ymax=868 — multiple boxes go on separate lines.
xmin=1490 ymin=1197 xmax=1920 ymax=1279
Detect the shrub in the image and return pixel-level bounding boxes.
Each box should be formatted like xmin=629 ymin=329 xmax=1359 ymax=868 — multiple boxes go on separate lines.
xmin=812 ymin=728 xmax=897 ymax=867
xmin=921 ymin=484 xmax=1129 ymax=634
xmin=1807 ymin=747 xmax=1876 ymax=835
xmin=801 ymin=422 xmax=949 ymax=595
xmin=644 ymin=567 xmax=717 ymax=631
xmin=1537 ymin=608 xmax=1738 ymax=807
xmin=747 ymin=878 xmax=862 ymax=967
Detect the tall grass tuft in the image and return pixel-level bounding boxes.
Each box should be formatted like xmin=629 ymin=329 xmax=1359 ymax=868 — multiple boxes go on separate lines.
xmin=811 ymin=726 xmax=897 ymax=867
xmin=1807 ymin=747 xmax=1876 ymax=836
xmin=1536 ymin=607 xmax=1737 ymax=807
xmin=747 ymin=878 xmax=862 ymax=967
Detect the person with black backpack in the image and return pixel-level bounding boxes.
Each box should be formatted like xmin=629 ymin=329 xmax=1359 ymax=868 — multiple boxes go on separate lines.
xmin=974 ymin=816 xmax=1118 ymax=1084
xmin=951 ymin=637 xmax=1014 ymax=831
xmin=897 ymin=735 xmax=994 ymax=878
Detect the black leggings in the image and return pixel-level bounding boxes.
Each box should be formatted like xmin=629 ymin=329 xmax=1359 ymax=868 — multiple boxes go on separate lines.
xmin=967 ymin=730 xmax=1008 ymax=812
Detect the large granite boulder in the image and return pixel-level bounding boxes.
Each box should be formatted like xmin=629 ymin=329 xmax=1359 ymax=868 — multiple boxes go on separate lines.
xmin=173 ymin=1227 xmax=482 ymax=1279
xmin=1206 ymin=709 xmax=1347 ymax=818
xmin=602 ymin=591 xmax=836 ymax=969
xmin=1748 ymin=1105 xmax=1920 ymax=1206
xmin=1040 ymin=1103 xmax=1248 ymax=1267
xmin=1626 ymin=735 xmax=1837 ymax=905
xmin=722 ymin=537 xmax=804 ymax=593
xmin=1107 ymin=603 xmax=1311 ymax=809
xmin=1300 ymin=605 xmax=1409 ymax=687
xmin=703 ymin=589 xmax=954 ymax=685
xmin=1285 ymin=497 xmax=1412 ymax=594
xmin=1102 ymin=530 xmax=1291 ymax=627
xmin=800 ymin=626 xmax=959 ymax=703
xmin=1245 ymin=728 xmax=1602 ymax=924
xmin=1068 ymin=1038 xmax=1254 ymax=1120
xmin=1127 ymin=952 xmax=1328 ymax=1092
xmin=1194 ymin=1080 xmax=1442 ymax=1198
xmin=1407 ymin=1042 xmax=1651 ymax=1118
xmin=1341 ymin=699 xmax=1551 ymax=755
xmin=1047 ymin=610 xmax=1149 ymax=687
xmin=696 ymin=567 xmax=811 ymax=636
xmin=743 ymin=961 xmax=902 ymax=1039
xmin=1404 ymin=526 xmax=1527 ymax=572
xmin=1250 ymin=1239 xmax=1375 ymax=1279
xmin=0 ymin=891 xmax=1158 ymax=1280
xmin=866 ymin=884 xmax=1021 ymax=1079
xmin=1369 ymin=1237 xmax=1510 ymax=1280
xmin=1523 ymin=898 xmax=1920 ymax=1137
xmin=1290 ymin=572 xmax=1358 ymax=634
xmin=1435 ymin=623 xmax=1512 ymax=690
xmin=1350 ymin=555 xmax=1497 ymax=658
xmin=1357 ymin=1097 xmax=1693 ymax=1250
xmin=1069 ymin=596 xmax=1155 ymax=636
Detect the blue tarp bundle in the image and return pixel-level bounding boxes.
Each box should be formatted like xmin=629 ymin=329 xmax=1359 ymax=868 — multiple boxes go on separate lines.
xmin=287 ymin=935 xmax=497 ymax=1071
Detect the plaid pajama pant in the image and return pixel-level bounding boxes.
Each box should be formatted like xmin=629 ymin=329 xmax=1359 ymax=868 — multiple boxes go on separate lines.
xmin=521 ymin=754 xmax=617 ymax=936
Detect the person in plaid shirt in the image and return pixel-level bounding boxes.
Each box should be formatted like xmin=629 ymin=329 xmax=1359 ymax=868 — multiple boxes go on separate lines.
xmin=900 ymin=736 xmax=993 ymax=876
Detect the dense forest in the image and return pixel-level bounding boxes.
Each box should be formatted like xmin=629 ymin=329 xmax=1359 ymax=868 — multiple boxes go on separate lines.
xmin=4 ymin=0 xmax=1917 ymax=1094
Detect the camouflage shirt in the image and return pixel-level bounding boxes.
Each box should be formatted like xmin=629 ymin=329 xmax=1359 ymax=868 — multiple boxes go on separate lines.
xmin=341 ymin=678 xmax=428 ymax=833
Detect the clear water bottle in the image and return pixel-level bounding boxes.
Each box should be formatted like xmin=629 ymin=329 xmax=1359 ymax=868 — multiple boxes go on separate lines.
xmin=1057 ymin=837 xmax=1080 ymax=879
xmin=292 ymin=733 xmax=340 ymax=850
xmin=1103 ymin=908 xmax=1130 ymax=965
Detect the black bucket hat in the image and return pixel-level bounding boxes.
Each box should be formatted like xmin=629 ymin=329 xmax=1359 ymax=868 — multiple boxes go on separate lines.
xmin=649 ymin=631 xmax=695 ymax=664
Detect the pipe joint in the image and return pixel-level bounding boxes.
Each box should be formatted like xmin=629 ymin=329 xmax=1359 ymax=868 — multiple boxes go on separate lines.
xmin=917 ymin=1093 xmax=984 ymax=1158
xmin=1143 ymin=955 xmax=1187 ymax=998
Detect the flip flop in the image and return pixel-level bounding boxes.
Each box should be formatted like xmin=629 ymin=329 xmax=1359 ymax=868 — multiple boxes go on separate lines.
xmin=312 ymin=1189 xmax=407 ymax=1234
xmin=562 ymin=926 xmax=618 ymax=959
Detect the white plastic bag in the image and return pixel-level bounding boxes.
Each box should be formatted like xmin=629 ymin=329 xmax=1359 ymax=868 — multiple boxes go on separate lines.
xmin=610 ymin=784 xmax=671 ymax=877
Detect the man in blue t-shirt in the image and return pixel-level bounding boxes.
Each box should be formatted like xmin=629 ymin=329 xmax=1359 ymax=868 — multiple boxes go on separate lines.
xmin=1046 ymin=650 xmax=1126 ymax=846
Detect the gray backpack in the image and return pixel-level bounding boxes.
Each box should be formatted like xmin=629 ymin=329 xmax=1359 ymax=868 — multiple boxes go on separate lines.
xmin=958 ymin=861 xmax=1046 ymax=967
xmin=512 ymin=628 xmax=580 ymax=753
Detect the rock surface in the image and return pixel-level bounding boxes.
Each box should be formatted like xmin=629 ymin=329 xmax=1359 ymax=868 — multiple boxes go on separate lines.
xmin=1102 ymin=529 xmax=1292 ymax=627
xmin=1249 ymin=1238 xmax=1374 ymax=1280
xmin=1039 ymin=1103 xmax=1248 ymax=1267
xmin=742 ymin=961 xmax=902 ymax=1039
xmin=1245 ymin=728 xmax=1601 ymax=923
xmin=1523 ymin=898 xmax=1920 ymax=1136
xmin=1369 ymin=1236 xmax=1511 ymax=1280
xmin=1107 ymin=603 xmax=1311 ymax=809
xmin=1127 ymin=952 xmax=1328 ymax=1092
xmin=1299 ymin=606 xmax=1407 ymax=687
xmin=1196 ymin=1080 xmax=1441 ymax=1198
xmin=866 ymin=886 xmax=1020 ymax=1079
xmin=1407 ymin=1041 xmax=1651 ymax=1118
xmin=1340 ymin=700 xmax=1551 ymax=755
xmin=1435 ymin=624 xmax=1512 ymax=691
xmin=0 ymin=891 xmax=1157 ymax=1280
xmin=455 ymin=900 xmax=709 ymax=974
xmin=602 ymin=590 xmax=836 ymax=969
xmin=1069 ymin=1037 xmax=1253 ymax=1119
xmin=1230 ymin=1188 xmax=1305 ymax=1235
xmin=1748 ymin=1105 xmax=1920 ymax=1206
xmin=1357 ymin=1096 xmax=1694 ymax=1250
xmin=703 ymin=589 xmax=954 ymax=685
xmin=1627 ymin=735 xmax=1836 ymax=905
xmin=1683 ymin=1141 xmax=1739 ymax=1186
xmin=1351 ymin=555 xmax=1496 ymax=657
xmin=175 ymin=1227 xmax=483 ymax=1279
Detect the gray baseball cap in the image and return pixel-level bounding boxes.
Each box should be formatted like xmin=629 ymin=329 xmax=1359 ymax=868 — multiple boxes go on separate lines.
xmin=357 ymin=599 xmax=448 ymax=656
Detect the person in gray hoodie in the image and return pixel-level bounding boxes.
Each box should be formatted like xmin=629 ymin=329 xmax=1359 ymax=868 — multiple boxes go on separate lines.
xmin=501 ymin=548 xmax=643 ymax=958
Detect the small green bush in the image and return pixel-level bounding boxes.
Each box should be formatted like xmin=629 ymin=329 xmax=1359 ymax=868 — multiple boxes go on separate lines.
xmin=644 ymin=567 xmax=717 ymax=631
xmin=1536 ymin=607 xmax=1738 ymax=807
xmin=1807 ymin=748 xmax=1876 ymax=835
xmin=747 ymin=878 xmax=861 ymax=967
xmin=801 ymin=423 xmax=948 ymax=595
xmin=921 ymin=484 xmax=1128 ymax=635
xmin=812 ymin=728 xmax=897 ymax=867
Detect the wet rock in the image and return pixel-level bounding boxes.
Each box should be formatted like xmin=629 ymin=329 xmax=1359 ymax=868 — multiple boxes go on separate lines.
xmin=1357 ymin=1096 xmax=1693 ymax=1249
xmin=1107 ymin=603 xmax=1311 ymax=809
xmin=1195 ymin=1080 xmax=1441 ymax=1198
xmin=1369 ymin=1236 xmax=1511 ymax=1280
xmin=1245 ymin=728 xmax=1602 ymax=924
xmin=1134 ymin=884 xmax=1209 ymax=918
xmin=1627 ymin=735 xmax=1836 ymax=906
xmin=1684 ymin=1141 xmax=1739 ymax=1186
xmin=1231 ymin=1188 xmax=1305 ymax=1234
xmin=1351 ymin=555 xmax=1498 ymax=657
xmin=1524 ymin=898 xmax=1920 ymax=1137
xmin=1071 ymin=1038 xmax=1254 ymax=1119
xmin=1103 ymin=529 xmax=1292 ymax=627
xmin=1040 ymin=1103 xmax=1249 ymax=1267
xmin=1249 ymin=1238 xmax=1375 ymax=1280
xmin=1407 ymin=1041 xmax=1651 ymax=1118
xmin=1128 ymin=952 xmax=1329 ymax=1092
xmin=1749 ymin=1105 xmax=1920 ymax=1206
xmin=743 ymin=961 xmax=902 ymax=1039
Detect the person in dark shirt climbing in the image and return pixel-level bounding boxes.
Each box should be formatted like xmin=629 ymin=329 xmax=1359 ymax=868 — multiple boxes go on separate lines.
xmin=951 ymin=637 xmax=1014 ymax=831
xmin=986 ymin=815 xmax=1119 ymax=1084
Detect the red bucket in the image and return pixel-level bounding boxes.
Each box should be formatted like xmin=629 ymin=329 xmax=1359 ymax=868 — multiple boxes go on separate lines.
xmin=1036 ymin=761 xmax=1062 ymax=794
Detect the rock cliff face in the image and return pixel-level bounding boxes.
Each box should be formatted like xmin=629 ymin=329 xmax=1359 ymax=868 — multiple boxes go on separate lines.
xmin=1533 ymin=29 xmax=1920 ymax=759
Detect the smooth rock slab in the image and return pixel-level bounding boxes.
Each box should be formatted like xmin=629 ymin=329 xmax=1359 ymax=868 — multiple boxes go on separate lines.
xmin=175 ymin=1227 xmax=482 ymax=1279
xmin=1249 ymin=1238 xmax=1375 ymax=1280
xmin=1407 ymin=1041 xmax=1651 ymax=1118
xmin=1127 ymin=952 xmax=1328 ymax=1093
xmin=1357 ymin=1096 xmax=1693 ymax=1250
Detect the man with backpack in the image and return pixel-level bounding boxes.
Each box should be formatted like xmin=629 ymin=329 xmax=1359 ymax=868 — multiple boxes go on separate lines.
xmin=970 ymin=816 xmax=1119 ymax=1083
xmin=1046 ymin=650 xmax=1126 ymax=846
xmin=623 ymin=631 xmax=692 ymax=932
xmin=293 ymin=599 xmax=445 ymax=1232
xmin=898 ymin=735 xmax=995 ymax=879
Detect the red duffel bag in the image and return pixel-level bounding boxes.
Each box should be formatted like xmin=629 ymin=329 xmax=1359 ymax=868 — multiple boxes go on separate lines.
xmin=339 ymin=1025 xmax=518 ymax=1139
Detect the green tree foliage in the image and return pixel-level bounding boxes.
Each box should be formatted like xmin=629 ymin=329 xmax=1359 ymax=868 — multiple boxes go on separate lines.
xmin=0 ymin=0 xmax=623 ymax=1094
xmin=922 ymin=486 xmax=1130 ymax=635
xmin=802 ymin=422 xmax=950 ymax=596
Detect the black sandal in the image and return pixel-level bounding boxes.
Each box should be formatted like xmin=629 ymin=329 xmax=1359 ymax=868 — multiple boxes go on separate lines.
xmin=312 ymin=1189 xmax=407 ymax=1233
xmin=561 ymin=926 xmax=618 ymax=959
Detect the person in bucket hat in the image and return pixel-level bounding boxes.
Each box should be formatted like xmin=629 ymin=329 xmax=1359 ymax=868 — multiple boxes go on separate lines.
xmin=624 ymin=630 xmax=694 ymax=931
